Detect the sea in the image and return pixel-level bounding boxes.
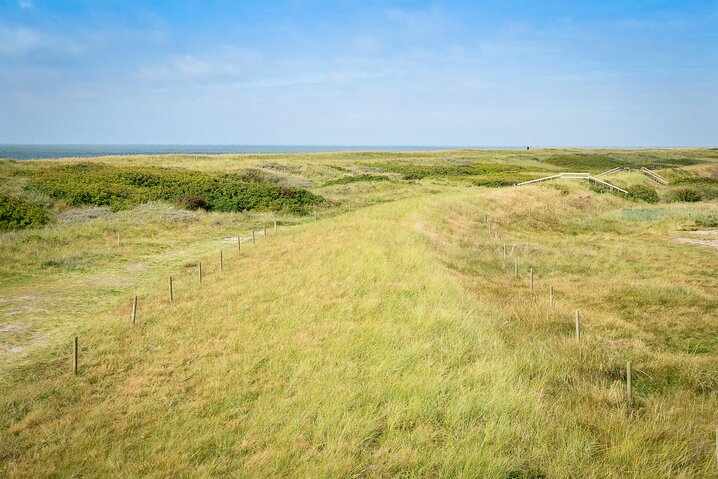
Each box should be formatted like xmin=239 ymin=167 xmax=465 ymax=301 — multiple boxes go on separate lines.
xmin=0 ymin=145 xmax=518 ymax=160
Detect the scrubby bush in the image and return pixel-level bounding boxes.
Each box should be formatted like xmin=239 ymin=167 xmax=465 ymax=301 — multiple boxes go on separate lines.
xmin=23 ymin=163 xmax=323 ymax=214
xmin=0 ymin=194 xmax=50 ymax=230
xmin=372 ymin=162 xmax=542 ymax=185
xmin=323 ymin=174 xmax=390 ymax=186
xmin=173 ymin=194 xmax=209 ymax=210
xmin=669 ymin=176 xmax=718 ymax=200
xmin=669 ymin=187 xmax=702 ymax=202
xmin=545 ymin=154 xmax=622 ymax=171
xmin=628 ymin=184 xmax=659 ymax=203
xmin=695 ymin=214 xmax=718 ymax=228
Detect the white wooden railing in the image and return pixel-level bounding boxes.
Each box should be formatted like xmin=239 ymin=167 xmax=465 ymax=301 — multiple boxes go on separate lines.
xmin=516 ymin=172 xmax=628 ymax=194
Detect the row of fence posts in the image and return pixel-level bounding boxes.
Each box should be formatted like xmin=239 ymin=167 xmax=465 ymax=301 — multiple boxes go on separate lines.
xmin=72 ymin=221 xmax=279 ymax=374
xmin=485 ymin=214 xmax=635 ymax=410
xmin=487 ymin=212 xmax=716 ymax=462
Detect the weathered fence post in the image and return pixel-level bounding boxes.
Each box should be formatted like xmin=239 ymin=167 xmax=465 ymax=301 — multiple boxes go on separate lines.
xmin=237 ymin=236 xmax=241 ymax=253
xmin=530 ymin=268 xmax=534 ymax=291
xmin=169 ymin=276 xmax=173 ymax=303
xmin=220 ymin=251 xmax=224 ymax=272
xmin=274 ymin=220 xmax=277 ymax=232
xmin=575 ymin=310 xmax=581 ymax=340
xmin=263 ymin=226 xmax=267 ymax=237
xmin=131 ymin=295 xmax=137 ymax=325
xmin=502 ymin=243 xmax=507 ymax=259
xmin=72 ymin=336 xmax=78 ymax=374
xmin=198 ymin=262 xmax=202 ymax=285
xmin=626 ymin=361 xmax=633 ymax=406
xmin=252 ymin=230 xmax=255 ymax=244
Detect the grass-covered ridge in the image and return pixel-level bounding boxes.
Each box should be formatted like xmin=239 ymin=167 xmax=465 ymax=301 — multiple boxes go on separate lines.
xmin=21 ymin=163 xmax=323 ymax=214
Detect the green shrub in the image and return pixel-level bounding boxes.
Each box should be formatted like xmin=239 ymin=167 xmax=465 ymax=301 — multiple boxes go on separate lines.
xmin=669 ymin=187 xmax=702 ymax=202
xmin=0 ymin=194 xmax=50 ymax=230
xmin=669 ymin=176 xmax=718 ymax=200
xmin=695 ymin=214 xmax=718 ymax=228
xmin=627 ymin=184 xmax=659 ymax=203
xmin=372 ymin=162 xmax=540 ymax=183
xmin=322 ymin=174 xmax=390 ymax=186
xmin=23 ymin=163 xmax=323 ymax=214
xmin=544 ymin=154 xmax=622 ymax=171
xmin=173 ymin=194 xmax=209 ymax=210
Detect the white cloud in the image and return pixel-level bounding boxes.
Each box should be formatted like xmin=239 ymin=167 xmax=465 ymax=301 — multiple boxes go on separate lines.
xmin=139 ymin=54 xmax=244 ymax=80
xmin=0 ymin=24 xmax=84 ymax=57
xmin=18 ymin=0 xmax=34 ymax=9
xmin=0 ymin=25 xmax=42 ymax=55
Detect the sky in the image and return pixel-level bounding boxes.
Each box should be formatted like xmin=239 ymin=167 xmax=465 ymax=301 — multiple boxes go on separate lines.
xmin=1 ymin=0 xmax=717 ymax=146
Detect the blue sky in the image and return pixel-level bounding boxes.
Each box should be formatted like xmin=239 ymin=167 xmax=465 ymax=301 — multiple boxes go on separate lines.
xmin=1 ymin=0 xmax=716 ymax=146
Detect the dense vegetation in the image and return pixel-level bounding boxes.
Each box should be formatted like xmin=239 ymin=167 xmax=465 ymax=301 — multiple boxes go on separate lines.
xmin=544 ymin=153 xmax=623 ymax=171
xmin=627 ymin=184 xmax=659 ymax=203
xmin=0 ymin=194 xmax=50 ymax=230
xmin=21 ymin=163 xmax=323 ymax=214
xmin=371 ymin=161 xmax=542 ymax=184
xmin=322 ymin=174 xmax=390 ymax=186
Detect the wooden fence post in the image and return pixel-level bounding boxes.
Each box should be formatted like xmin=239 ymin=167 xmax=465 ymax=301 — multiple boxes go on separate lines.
xmin=502 ymin=243 xmax=507 ymax=259
xmin=274 ymin=220 xmax=277 ymax=232
xmin=263 ymin=226 xmax=267 ymax=237
xmin=72 ymin=336 xmax=78 ymax=374
xmin=237 ymin=236 xmax=241 ymax=253
xmin=169 ymin=276 xmax=173 ymax=303
xmin=252 ymin=230 xmax=255 ymax=244
xmin=530 ymin=268 xmax=534 ymax=291
xmin=131 ymin=295 xmax=137 ymax=325
xmin=220 ymin=251 xmax=224 ymax=272
xmin=198 ymin=262 xmax=202 ymax=285
xmin=575 ymin=310 xmax=580 ymax=340
xmin=626 ymin=361 xmax=633 ymax=406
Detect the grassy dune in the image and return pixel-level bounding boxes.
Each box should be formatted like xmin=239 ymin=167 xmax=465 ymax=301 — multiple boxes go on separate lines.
xmin=1 ymin=149 xmax=717 ymax=477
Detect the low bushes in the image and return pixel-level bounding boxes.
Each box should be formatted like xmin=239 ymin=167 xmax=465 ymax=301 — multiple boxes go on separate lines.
xmin=544 ymin=154 xmax=622 ymax=171
xmin=322 ymin=174 xmax=390 ymax=186
xmin=24 ymin=163 xmax=323 ymax=214
xmin=172 ymin=195 xmax=210 ymax=211
xmin=0 ymin=194 xmax=50 ymax=230
xmin=669 ymin=187 xmax=702 ymax=202
xmin=695 ymin=214 xmax=718 ymax=228
xmin=372 ymin=162 xmax=540 ymax=183
xmin=627 ymin=184 xmax=659 ymax=203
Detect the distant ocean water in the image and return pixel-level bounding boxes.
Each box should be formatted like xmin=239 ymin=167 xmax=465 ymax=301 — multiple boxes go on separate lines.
xmin=0 ymin=144 xmax=520 ymax=160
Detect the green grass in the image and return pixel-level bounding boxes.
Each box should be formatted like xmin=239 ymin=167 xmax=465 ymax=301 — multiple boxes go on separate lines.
xmin=1 ymin=148 xmax=717 ymax=477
